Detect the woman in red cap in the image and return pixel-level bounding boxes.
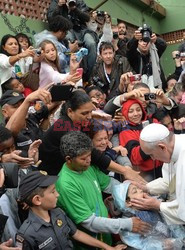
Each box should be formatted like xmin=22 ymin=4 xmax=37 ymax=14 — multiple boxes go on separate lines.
xmin=119 ymin=99 xmax=162 ymax=181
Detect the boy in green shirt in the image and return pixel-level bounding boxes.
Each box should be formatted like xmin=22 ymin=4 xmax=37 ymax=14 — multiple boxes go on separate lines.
xmin=56 ymin=131 xmax=150 ymax=248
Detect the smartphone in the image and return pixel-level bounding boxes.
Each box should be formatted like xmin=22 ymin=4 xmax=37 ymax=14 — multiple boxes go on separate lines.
xmin=76 ymin=68 xmax=83 ymax=77
xmin=50 ymin=84 xmax=74 ymax=102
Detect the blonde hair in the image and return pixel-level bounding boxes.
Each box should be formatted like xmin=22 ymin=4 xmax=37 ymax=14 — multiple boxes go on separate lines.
xmin=39 ymin=40 xmax=61 ymax=73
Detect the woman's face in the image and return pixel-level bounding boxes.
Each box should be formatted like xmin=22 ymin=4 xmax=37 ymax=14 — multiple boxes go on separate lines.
xmin=92 ymin=130 xmax=109 ymax=152
xmin=68 ymin=101 xmax=94 ymax=123
xmin=128 ymin=103 xmax=143 ymax=124
xmin=17 ymin=37 xmax=29 ymax=51
xmin=3 ymin=38 xmax=19 ymax=55
xmin=44 ymin=43 xmax=57 ymax=62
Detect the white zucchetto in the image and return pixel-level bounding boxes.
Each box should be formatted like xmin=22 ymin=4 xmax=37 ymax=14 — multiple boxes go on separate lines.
xmin=140 ymin=123 xmax=170 ymax=142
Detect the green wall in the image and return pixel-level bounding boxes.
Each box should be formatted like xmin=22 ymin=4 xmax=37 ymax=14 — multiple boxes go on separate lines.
xmin=0 ymin=13 xmax=48 ymax=45
xmin=159 ymin=0 xmax=185 ymax=33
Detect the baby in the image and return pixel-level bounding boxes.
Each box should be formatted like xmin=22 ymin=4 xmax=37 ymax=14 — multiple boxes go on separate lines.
xmin=112 ymin=181 xmax=185 ymax=250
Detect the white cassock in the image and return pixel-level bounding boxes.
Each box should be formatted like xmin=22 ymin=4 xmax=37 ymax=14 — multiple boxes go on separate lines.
xmin=146 ymin=134 xmax=185 ymax=225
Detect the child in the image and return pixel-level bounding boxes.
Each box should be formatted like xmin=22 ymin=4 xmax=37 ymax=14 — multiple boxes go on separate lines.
xmin=2 ymin=78 xmax=32 ymax=97
xmin=16 ymin=33 xmax=32 ymax=51
xmin=112 ymin=181 xmax=185 ymax=250
xmin=39 ymin=40 xmax=81 ymax=87
xmin=16 ymin=171 xmax=125 ymax=250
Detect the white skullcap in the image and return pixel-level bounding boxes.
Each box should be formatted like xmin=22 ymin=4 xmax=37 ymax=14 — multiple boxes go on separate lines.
xmin=140 ymin=123 xmax=170 ymax=142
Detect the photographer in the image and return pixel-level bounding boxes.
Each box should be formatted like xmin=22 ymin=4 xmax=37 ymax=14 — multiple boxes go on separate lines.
xmin=90 ymin=41 xmax=133 ymax=100
xmin=47 ymin=0 xmax=97 ymax=80
xmin=113 ymin=21 xmax=129 ymax=57
xmin=126 ymin=24 xmax=167 ymax=90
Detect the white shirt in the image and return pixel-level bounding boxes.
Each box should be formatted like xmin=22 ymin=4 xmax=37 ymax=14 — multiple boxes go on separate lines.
xmin=147 ymin=134 xmax=185 ymax=225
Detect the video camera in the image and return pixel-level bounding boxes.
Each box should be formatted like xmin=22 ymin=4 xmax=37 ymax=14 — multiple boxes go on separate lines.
xmin=0 ymin=163 xmax=19 ymax=188
xmin=75 ymin=48 xmax=88 ymax=62
xmin=138 ymin=24 xmax=152 ymax=43
xmin=175 ymin=52 xmax=185 ymax=59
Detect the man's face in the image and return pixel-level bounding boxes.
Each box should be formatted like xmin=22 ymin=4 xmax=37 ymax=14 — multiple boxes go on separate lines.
xmin=69 ymin=151 xmax=91 ymax=172
xmin=2 ymin=101 xmax=23 ymax=120
xmin=118 ymin=23 xmax=126 ymax=38
xmin=100 ymin=48 xmax=115 ymax=66
xmin=138 ymin=40 xmax=151 ymax=54
xmin=136 ymin=87 xmax=150 ymax=109
xmin=140 ymin=139 xmax=171 ymax=163
xmin=173 ymin=91 xmax=183 ymax=104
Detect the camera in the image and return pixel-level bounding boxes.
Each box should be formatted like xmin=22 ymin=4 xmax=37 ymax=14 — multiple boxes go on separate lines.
xmin=113 ymin=32 xmax=119 ymax=40
xmin=96 ymin=10 xmax=105 ymax=17
xmin=68 ymin=0 xmax=76 ymax=7
xmin=175 ymin=52 xmax=185 ymax=59
xmin=75 ymin=48 xmax=88 ymax=62
xmin=0 ymin=163 xmax=19 ymax=188
xmin=129 ymin=74 xmax=141 ymax=82
xmin=138 ymin=24 xmax=152 ymax=43
xmin=92 ymin=76 xmax=105 ymax=88
xmin=144 ymin=93 xmax=156 ymax=101
xmin=32 ymin=48 xmax=41 ymax=56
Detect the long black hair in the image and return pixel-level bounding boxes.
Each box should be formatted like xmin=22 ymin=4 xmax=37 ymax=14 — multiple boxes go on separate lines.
xmin=0 ymin=34 xmax=21 ymax=56
xmin=60 ymin=90 xmax=91 ymax=116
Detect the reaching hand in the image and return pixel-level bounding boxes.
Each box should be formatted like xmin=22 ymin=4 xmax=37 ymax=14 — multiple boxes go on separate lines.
xmin=19 ymin=46 xmax=35 ymax=58
xmin=134 ymin=30 xmax=142 ymax=40
xmin=1 ymin=150 xmax=34 ymax=167
xmin=105 ymin=244 xmax=127 ymax=250
xmin=113 ymin=146 xmax=128 ymax=157
xmin=26 ymin=87 xmax=52 ymax=105
xmin=28 ymin=139 xmax=42 ymax=164
xmin=174 ymin=117 xmax=185 ymax=131
xmin=131 ymin=217 xmax=151 ymax=234
xmin=123 ymin=166 xmax=147 ymax=184
xmin=0 ymin=238 xmax=21 ymax=250
xmin=131 ymin=193 xmax=161 ymax=210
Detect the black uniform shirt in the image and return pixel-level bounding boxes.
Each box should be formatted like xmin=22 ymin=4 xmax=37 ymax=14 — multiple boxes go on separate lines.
xmin=16 ymin=208 xmax=77 ymax=250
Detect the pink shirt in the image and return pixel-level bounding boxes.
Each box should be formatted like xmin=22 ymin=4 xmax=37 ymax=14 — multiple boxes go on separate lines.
xmin=39 ymin=61 xmax=69 ymax=88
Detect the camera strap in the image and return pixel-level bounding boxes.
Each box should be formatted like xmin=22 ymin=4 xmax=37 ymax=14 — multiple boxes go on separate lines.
xmin=103 ymin=63 xmax=111 ymax=84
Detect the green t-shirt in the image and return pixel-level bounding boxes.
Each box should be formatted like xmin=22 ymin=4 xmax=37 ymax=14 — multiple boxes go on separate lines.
xmin=56 ymin=163 xmax=110 ymax=224
xmin=56 ymin=163 xmax=112 ymax=247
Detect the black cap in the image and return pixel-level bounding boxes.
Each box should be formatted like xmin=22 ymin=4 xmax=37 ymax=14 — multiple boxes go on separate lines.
xmin=19 ymin=171 xmax=58 ymax=201
xmin=0 ymin=90 xmax=25 ymax=107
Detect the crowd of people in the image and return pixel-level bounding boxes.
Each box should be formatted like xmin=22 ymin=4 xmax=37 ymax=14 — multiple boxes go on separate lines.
xmin=0 ymin=0 xmax=185 ymax=249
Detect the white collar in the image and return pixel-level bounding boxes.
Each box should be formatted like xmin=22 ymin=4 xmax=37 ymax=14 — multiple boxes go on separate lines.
xmin=171 ymin=135 xmax=182 ymax=163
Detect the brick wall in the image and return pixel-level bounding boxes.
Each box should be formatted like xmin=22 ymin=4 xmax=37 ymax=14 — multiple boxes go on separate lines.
xmin=0 ymin=0 xmax=51 ymax=22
